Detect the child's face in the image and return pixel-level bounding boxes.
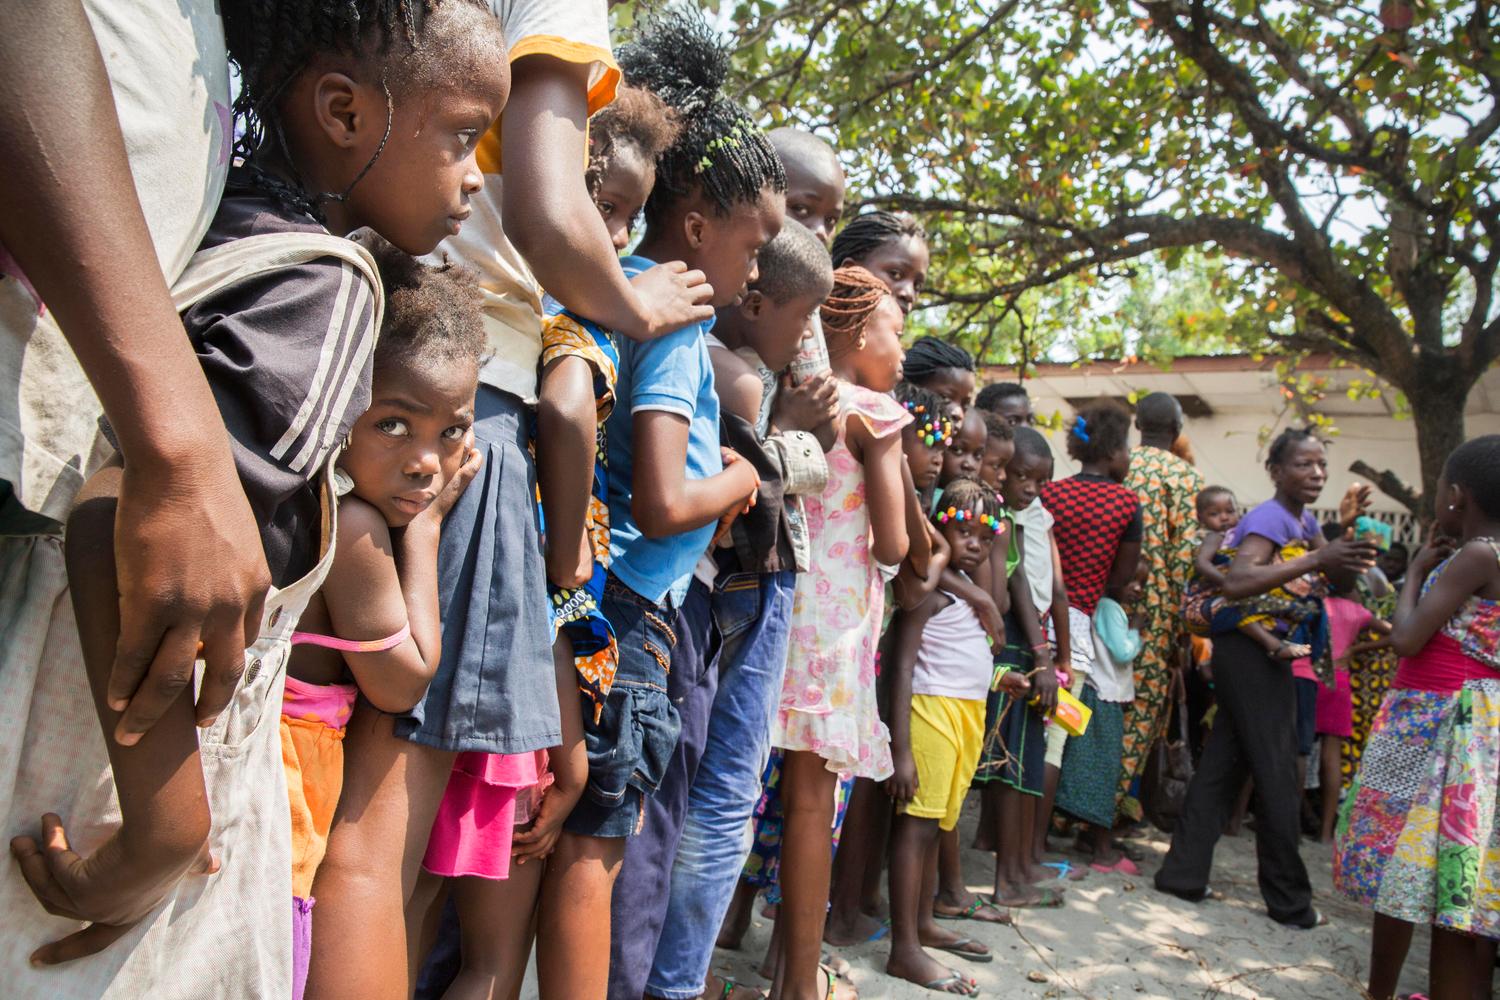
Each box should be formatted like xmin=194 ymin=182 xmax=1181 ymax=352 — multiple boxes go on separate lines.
xmin=923 ymin=368 xmax=976 ymax=410
xmin=980 ymin=437 xmax=1013 ymax=492
xmin=903 ymin=431 xmax=945 ymax=492
xmin=942 ymin=515 xmax=995 ymax=575
xmin=340 ymin=62 xmax=510 ymax=256
xmin=991 ymin=394 xmax=1034 ymax=428
xmin=593 ymin=142 xmax=654 ymax=251
xmin=339 ymin=360 xmax=478 ymax=527
xmin=849 ymin=295 xmax=906 ymax=392
xmin=781 ymin=153 xmax=845 ymax=247
xmin=689 ymin=187 xmax=785 ymax=308
xmin=1004 ymin=450 xmax=1052 ymax=510
xmin=741 ymin=288 xmax=827 ymax=373
xmin=1198 ymin=493 xmax=1239 ymax=532
xmin=941 ymin=410 xmax=987 ymax=486
xmin=845 ymin=235 xmax=929 ymax=314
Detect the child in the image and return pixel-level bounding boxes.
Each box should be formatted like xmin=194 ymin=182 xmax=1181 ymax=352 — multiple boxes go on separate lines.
xmin=1046 ymin=400 xmax=1143 ymax=875
xmin=978 ymin=412 xmax=1016 ymax=495
xmin=1190 ymin=485 xmax=1312 ymax=660
xmin=830 ymin=210 xmax=930 ymax=315
xmin=975 ymin=381 xmax=1035 ymax=428
xmin=886 ymin=478 xmax=1027 ymax=995
xmin=536 ymin=15 xmax=780 ymax=996
xmin=972 ymin=426 xmax=1065 ymax=909
xmin=772 ymin=266 xmax=911 ymax=1000
xmin=941 ymin=407 xmax=987 ymax=487
xmin=903 ymin=336 xmax=978 ymax=410
xmin=1335 ymin=435 xmax=1500 ymax=1000
xmin=769 ymin=127 xmax=847 ymax=246
xmin=1307 ymin=578 xmax=1391 ymax=844
xmin=278 ymin=240 xmax=485 ymax=1000
xmin=6 ymin=5 xmax=509 ymax=996
xmin=895 ymin=382 xmax=955 ymax=498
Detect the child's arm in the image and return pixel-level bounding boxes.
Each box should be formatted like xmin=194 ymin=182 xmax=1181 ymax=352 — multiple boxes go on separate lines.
xmin=937 ymin=564 xmax=1003 ymax=642
xmin=901 ymin=463 xmax=933 ymax=579
xmin=1048 ymin=532 xmax=1072 ymax=671
xmin=511 ymin=638 xmax=588 ymax=865
xmin=770 ymin=371 xmax=840 ymax=453
xmin=538 ymin=356 xmax=600 ymax=589
xmin=1195 ymin=531 xmax=1227 ymax=588
xmin=894 ymin=522 xmax=951 ymax=610
xmin=847 ymin=413 xmax=910 ymax=566
xmin=1391 ymin=537 xmax=1484 ymax=657
xmin=632 ymin=411 xmax=759 ymax=538
xmin=1008 ymin=524 xmax=1059 ymax=712
xmin=323 ymin=449 xmax=483 ymax=714
xmin=885 ymin=596 xmax=942 ymax=804
xmin=1104 ymin=537 xmax=1142 ymax=604
xmin=11 ymin=466 xmax=217 ymax=966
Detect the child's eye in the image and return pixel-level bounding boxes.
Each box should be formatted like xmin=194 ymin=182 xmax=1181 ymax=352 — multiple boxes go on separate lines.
xmin=595 ymin=201 xmax=614 ymax=219
xmin=442 ymin=424 xmax=468 ymax=441
xmin=376 ymin=418 xmax=409 ymax=437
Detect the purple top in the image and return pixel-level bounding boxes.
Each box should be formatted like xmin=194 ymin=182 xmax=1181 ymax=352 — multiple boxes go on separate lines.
xmin=1227 ymin=499 xmax=1320 ymax=550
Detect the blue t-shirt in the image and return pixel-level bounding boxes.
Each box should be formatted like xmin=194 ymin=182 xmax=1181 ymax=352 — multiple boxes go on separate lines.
xmin=605 ymin=255 xmax=724 ymax=606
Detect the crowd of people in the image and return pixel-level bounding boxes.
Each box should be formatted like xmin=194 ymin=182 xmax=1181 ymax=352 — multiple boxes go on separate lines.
xmin=1 ymin=2 xmax=1498 ymax=1000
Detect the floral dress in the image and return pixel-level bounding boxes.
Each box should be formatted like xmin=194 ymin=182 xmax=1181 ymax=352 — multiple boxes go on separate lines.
xmin=773 ymin=382 xmax=910 ymax=779
xmin=1333 ymin=539 xmax=1500 ymax=938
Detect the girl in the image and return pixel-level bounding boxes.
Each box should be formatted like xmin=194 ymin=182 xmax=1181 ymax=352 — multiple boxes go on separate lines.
xmin=829 ymin=210 xmax=930 ymax=315
xmin=895 ymin=382 xmax=955 ymax=499
xmin=886 ymin=478 xmax=1028 ymax=996
xmin=1335 ymin=435 xmax=1500 ymax=1000
xmin=1155 ymin=428 xmax=1376 ymax=928
xmin=411 ymin=83 xmax=684 ymax=1000
xmin=1045 ymin=400 xmax=1143 ymax=874
xmin=773 ymin=266 xmax=911 ymax=1000
xmin=903 ymin=337 xmax=978 ymax=410
xmin=281 ymin=240 xmax=485 ymax=1000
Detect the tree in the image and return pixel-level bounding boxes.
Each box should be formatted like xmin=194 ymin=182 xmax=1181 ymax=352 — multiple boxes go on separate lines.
xmin=726 ymin=0 xmax=1500 ymax=513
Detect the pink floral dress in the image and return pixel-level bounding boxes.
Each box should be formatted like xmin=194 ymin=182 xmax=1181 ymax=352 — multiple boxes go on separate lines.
xmin=773 ymin=383 xmax=910 ymax=779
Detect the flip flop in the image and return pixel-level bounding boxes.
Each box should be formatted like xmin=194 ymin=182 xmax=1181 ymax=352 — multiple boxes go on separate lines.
xmin=712 ymin=974 xmax=768 ymax=1000
xmin=1089 ymin=855 xmax=1140 ymax=876
xmin=999 ymin=887 xmax=1065 ymax=909
xmin=817 ymin=964 xmax=858 ymax=1000
xmin=930 ymin=936 xmax=993 ymax=963
xmin=1041 ymin=860 xmax=1087 ymax=881
xmin=934 ymin=896 xmax=1012 ymax=925
xmin=920 ymin=972 xmax=979 ymax=996
xmin=865 ymin=920 xmax=891 ymax=942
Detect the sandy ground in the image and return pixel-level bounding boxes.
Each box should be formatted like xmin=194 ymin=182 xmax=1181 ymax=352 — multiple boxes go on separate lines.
xmin=707 ymin=807 xmax=1433 ymax=1000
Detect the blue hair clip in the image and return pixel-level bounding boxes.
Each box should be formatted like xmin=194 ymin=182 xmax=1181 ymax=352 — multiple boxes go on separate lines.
xmin=1074 ymin=415 xmax=1090 ymax=443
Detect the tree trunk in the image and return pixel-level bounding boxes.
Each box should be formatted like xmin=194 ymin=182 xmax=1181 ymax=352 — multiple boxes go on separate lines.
xmin=1402 ymin=360 xmax=1471 ymax=523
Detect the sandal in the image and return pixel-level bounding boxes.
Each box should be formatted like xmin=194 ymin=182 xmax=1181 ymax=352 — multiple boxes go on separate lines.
xmin=711 ymin=974 xmax=767 ymax=1000
xmin=920 ymin=971 xmax=979 ymax=996
xmin=931 ymin=936 xmax=993 ymax=963
xmin=997 ymin=887 xmax=1065 ymax=909
xmin=1089 ymin=855 xmax=1140 ymax=876
xmin=934 ymin=896 xmax=1012 ymax=925
xmin=817 ymin=964 xmax=858 ymax=1000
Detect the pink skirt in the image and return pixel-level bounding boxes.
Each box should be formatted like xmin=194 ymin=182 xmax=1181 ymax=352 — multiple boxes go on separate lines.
xmin=422 ymin=750 xmax=551 ymax=880
xmin=1314 ymin=667 xmax=1353 ymax=738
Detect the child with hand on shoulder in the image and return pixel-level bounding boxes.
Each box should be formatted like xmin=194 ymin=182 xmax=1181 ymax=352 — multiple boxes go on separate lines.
xmin=886 ymin=478 xmax=1025 ymax=995
xmin=7 ymin=4 xmax=508 ymax=996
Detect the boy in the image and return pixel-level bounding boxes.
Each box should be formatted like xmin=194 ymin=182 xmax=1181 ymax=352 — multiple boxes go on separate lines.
xmin=616 ymin=219 xmax=837 ymax=1000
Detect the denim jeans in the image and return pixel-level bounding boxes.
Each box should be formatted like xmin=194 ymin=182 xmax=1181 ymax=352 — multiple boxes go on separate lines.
xmin=645 ymin=571 xmax=797 ymax=999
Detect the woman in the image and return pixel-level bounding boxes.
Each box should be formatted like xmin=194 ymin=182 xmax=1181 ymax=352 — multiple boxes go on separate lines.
xmin=1152 ymin=428 xmax=1377 ymax=927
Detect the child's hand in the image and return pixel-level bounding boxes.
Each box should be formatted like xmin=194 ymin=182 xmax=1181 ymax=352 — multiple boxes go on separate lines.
xmin=421 ymin=444 xmax=484 ymax=526
xmin=997 ymin=669 xmax=1030 ymax=698
xmin=10 ymin=813 xmax=216 ymax=965
xmin=969 ymin=592 xmax=1005 ymax=646
xmin=510 ymin=780 xmax=583 ymax=867
xmin=710 ymin=448 xmax=760 ymax=547
xmin=1030 ymin=666 xmax=1060 ymax=714
xmin=885 ymin=747 xmax=919 ymax=803
xmin=772 ymin=371 xmax=839 ymax=439
xmin=1410 ymin=535 xmax=1458 ymax=580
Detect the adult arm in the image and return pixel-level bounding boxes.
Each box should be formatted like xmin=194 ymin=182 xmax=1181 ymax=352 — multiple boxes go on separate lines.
xmin=1223 ymin=532 xmax=1377 ymax=600
xmin=0 ymin=0 xmax=269 ymax=740
xmin=500 ymin=57 xmax=712 ymax=340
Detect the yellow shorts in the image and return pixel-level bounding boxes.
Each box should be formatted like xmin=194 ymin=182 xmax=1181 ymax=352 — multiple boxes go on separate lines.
xmin=903 ymin=694 xmax=985 ymax=830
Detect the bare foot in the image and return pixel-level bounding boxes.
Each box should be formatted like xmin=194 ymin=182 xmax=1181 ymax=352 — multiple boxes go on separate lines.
xmin=918 ymin=924 xmax=993 ymax=962
xmin=932 ymin=891 xmax=1012 ymax=925
xmin=717 ymin=886 xmax=756 ymax=951
xmin=992 ymin=881 xmax=1066 ymax=909
xmin=886 ymin=947 xmax=977 ymax=996
xmin=824 ymin=906 xmax=885 ymax=947
xmin=971 ymin=830 xmax=995 ymax=852
xmin=699 ymin=972 xmax=765 ymax=1000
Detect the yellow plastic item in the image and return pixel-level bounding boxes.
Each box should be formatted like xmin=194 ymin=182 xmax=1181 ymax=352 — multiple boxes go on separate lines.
xmin=1032 ymin=686 xmax=1092 ymax=737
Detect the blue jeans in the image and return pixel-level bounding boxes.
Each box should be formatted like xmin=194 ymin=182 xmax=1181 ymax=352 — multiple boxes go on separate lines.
xmin=646 ymin=571 xmax=796 ymax=999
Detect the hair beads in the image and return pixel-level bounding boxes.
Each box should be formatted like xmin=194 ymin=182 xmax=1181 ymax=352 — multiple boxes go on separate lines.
xmin=903 ymin=401 xmax=953 ymax=447
xmin=935 ymin=506 xmax=1006 ymax=536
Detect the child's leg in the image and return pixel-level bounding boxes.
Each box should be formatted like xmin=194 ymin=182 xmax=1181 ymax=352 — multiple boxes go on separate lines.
xmin=1032 ymin=762 xmax=1062 ymax=871
xmin=1318 ymin=736 xmax=1343 ymax=843
xmin=825 ymin=777 xmax=884 ymax=945
xmin=886 ymin=815 xmax=968 ymax=990
xmin=304 ymin=710 xmax=456 ymax=1000
xmin=971 ymin=791 xmax=996 ymax=852
xmin=446 ymin=861 xmax=545 ymax=1000
xmin=1242 ymin=621 xmax=1300 ymax=658
xmin=1471 ymin=935 xmax=1497 ymax=1000
xmin=1430 ymin=925 xmax=1480 ymax=1000
xmin=535 ymin=831 xmax=625 ymax=1000
xmin=770 ymin=750 xmax=840 ymax=1000
xmin=716 ymin=879 xmax=758 ymax=950
xmin=993 ymin=786 xmax=1047 ymax=906
xmin=1366 ymin=912 xmax=1414 ymax=1000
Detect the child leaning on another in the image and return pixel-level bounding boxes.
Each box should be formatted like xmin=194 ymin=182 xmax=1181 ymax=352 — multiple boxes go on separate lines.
xmin=886 ymin=478 xmax=1026 ymax=996
xmin=6 ymin=2 xmax=509 ymax=995
xmin=281 ymin=239 xmax=485 ymax=1000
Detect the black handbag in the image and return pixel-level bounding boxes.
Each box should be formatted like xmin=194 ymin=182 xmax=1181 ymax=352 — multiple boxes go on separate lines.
xmin=1142 ymin=697 xmax=1195 ymax=834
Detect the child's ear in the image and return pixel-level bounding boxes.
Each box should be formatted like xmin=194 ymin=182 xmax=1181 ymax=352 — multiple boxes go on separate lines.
xmin=683 ymin=210 xmax=708 ymax=250
xmin=312 ymin=72 xmax=365 ymax=149
xmin=738 ymin=289 xmax=765 ymax=320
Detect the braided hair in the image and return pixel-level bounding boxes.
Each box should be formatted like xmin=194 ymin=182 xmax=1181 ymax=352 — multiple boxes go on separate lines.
xmin=894 ymin=382 xmax=955 ymax=449
xmin=220 ymin=0 xmax=495 ymax=217
xmin=586 ymin=84 xmax=682 ymax=199
xmin=820 ymin=266 xmax=890 ymax=357
xmin=830 ymin=211 xmax=926 ymax=268
xmin=931 ymin=476 xmax=1006 ymax=536
xmin=902 ymin=336 xmax=975 ymax=386
xmin=618 ymin=7 xmax=785 ymax=226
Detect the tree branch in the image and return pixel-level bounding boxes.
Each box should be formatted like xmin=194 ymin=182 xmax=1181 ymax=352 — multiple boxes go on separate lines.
xmin=1350 ymin=459 xmax=1422 ymax=515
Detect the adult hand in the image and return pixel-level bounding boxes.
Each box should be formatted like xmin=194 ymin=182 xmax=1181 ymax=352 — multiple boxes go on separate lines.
xmin=628 ymin=261 xmax=714 ymax=338
xmin=1316 ymin=530 xmax=1380 ymax=577
xmin=1338 ymin=483 xmax=1373 ymax=527
xmin=108 ymin=451 xmax=271 ymax=745
xmin=772 ymin=370 xmax=839 ymax=440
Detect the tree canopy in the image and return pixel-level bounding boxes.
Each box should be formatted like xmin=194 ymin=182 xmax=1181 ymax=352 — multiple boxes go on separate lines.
xmin=724 ymin=0 xmax=1500 ymax=510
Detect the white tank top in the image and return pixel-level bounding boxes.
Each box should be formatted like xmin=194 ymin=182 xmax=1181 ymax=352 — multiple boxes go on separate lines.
xmin=914 ymin=588 xmax=993 ymax=701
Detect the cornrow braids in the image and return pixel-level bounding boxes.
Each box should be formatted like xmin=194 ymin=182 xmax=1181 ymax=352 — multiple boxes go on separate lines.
xmin=618 ymin=7 xmax=785 ymax=225
xmin=830 ymin=210 xmax=926 ymax=268
xmin=820 ymin=265 xmax=890 ymax=357
xmin=902 ymin=336 xmax=975 ymax=385
xmin=586 ymin=84 xmax=683 ymax=199
xmin=220 ymin=0 xmax=493 ymax=218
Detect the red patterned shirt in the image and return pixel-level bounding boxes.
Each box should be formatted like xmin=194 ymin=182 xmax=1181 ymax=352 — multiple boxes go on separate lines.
xmin=1042 ymin=474 xmax=1143 ymax=615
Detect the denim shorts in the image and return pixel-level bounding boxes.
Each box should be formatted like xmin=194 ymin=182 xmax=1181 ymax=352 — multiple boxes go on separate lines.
xmin=564 ymin=574 xmax=683 ymax=839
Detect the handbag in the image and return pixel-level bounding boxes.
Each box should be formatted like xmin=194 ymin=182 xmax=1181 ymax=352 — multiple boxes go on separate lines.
xmin=1142 ymin=695 xmax=1195 ymax=834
